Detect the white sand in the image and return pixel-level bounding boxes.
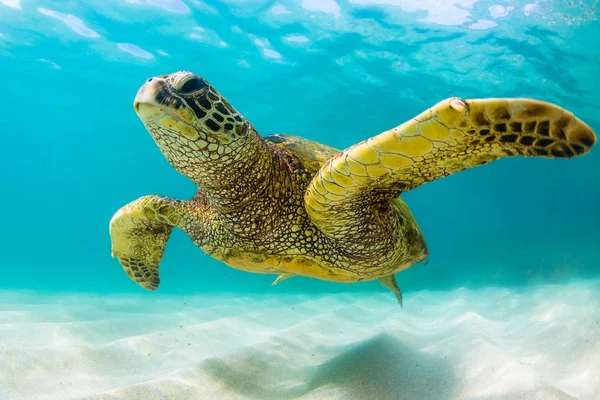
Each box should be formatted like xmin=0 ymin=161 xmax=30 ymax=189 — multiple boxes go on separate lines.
xmin=1 ymin=281 xmax=599 ymax=400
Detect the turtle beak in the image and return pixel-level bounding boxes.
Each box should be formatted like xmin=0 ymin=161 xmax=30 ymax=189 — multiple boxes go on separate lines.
xmin=134 ymin=77 xmax=166 ymax=121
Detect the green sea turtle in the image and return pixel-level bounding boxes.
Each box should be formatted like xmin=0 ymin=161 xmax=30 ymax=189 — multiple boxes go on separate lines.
xmin=109 ymin=71 xmax=596 ymax=305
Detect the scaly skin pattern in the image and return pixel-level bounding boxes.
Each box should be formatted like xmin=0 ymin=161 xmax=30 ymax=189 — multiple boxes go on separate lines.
xmin=110 ymin=195 xmax=180 ymax=290
xmin=305 ymin=98 xmax=597 ymax=247
xmin=110 ymin=71 xmax=596 ymax=303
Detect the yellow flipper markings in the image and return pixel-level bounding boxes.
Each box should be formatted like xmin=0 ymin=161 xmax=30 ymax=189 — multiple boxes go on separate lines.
xmin=305 ymin=97 xmax=596 ymax=234
xmin=109 ymin=195 xmax=183 ymax=291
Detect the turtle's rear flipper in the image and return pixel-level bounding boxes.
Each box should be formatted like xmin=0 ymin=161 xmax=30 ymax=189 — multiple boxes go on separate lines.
xmin=272 ymin=273 xmax=295 ymax=285
xmin=109 ymin=195 xmax=184 ymax=291
xmin=379 ymin=275 xmax=403 ymax=307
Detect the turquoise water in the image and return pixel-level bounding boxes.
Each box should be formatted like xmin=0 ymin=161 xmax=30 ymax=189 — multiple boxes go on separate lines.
xmin=2 ymin=2 xmax=600 ymax=399
xmin=1 ymin=1 xmax=598 ymax=296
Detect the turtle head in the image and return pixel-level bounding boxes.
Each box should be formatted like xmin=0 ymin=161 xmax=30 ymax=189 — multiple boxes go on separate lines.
xmin=133 ymin=71 xmax=254 ymax=183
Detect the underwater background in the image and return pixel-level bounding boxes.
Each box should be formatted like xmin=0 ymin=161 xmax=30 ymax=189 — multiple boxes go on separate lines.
xmin=2 ymin=0 xmax=599 ymax=295
xmin=0 ymin=1 xmax=599 ymax=399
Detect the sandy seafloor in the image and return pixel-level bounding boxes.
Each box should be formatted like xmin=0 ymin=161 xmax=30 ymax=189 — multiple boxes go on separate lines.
xmin=1 ymin=280 xmax=599 ymax=400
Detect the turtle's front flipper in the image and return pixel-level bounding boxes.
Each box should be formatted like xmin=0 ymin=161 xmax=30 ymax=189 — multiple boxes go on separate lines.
xmin=109 ymin=195 xmax=185 ymax=291
xmin=305 ymin=98 xmax=596 ymax=234
xmin=379 ymin=275 xmax=403 ymax=307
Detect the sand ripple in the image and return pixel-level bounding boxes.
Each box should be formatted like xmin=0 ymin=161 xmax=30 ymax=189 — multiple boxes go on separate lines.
xmin=1 ymin=281 xmax=599 ymax=400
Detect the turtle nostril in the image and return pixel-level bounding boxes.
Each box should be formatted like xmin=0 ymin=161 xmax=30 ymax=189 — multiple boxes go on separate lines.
xmin=147 ymin=77 xmax=154 ymax=83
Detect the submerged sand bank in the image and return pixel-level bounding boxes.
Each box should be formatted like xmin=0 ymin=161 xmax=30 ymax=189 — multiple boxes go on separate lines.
xmin=1 ymin=281 xmax=599 ymax=400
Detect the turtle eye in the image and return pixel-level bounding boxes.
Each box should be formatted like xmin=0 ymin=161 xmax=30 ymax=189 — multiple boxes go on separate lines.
xmin=179 ymin=77 xmax=206 ymax=94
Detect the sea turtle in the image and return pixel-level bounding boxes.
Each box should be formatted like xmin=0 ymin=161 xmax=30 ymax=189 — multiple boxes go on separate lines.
xmin=109 ymin=71 xmax=596 ymax=305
